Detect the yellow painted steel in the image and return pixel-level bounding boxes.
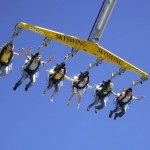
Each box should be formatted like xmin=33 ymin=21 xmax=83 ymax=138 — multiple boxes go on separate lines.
xmin=18 ymin=22 xmax=148 ymax=78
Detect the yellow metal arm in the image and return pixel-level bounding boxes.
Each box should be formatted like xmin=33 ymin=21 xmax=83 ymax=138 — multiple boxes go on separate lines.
xmin=18 ymin=22 xmax=148 ymax=78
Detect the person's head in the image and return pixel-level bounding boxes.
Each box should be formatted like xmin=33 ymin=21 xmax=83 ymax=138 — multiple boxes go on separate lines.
xmin=4 ymin=43 xmax=14 ymax=52
xmin=59 ymin=68 xmax=65 ymax=74
xmin=34 ymin=53 xmax=42 ymax=61
xmin=54 ymin=62 xmax=66 ymax=72
xmin=107 ymin=82 xmax=114 ymax=90
xmin=79 ymin=71 xmax=89 ymax=80
xmin=125 ymin=88 xmax=133 ymax=96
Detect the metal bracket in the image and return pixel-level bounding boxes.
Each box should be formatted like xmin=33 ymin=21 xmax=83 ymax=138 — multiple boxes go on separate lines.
xmin=63 ymin=48 xmax=78 ymax=62
xmin=109 ymin=68 xmax=126 ymax=80
xmin=10 ymin=23 xmax=23 ymax=43
xmin=129 ymin=76 xmax=148 ymax=88
xmin=38 ymin=38 xmax=52 ymax=52
xmin=86 ymin=58 xmax=103 ymax=72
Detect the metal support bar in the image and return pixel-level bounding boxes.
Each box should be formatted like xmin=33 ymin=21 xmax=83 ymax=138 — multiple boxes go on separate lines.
xmin=63 ymin=48 xmax=78 ymax=62
xmin=38 ymin=38 xmax=52 ymax=52
xmin=109 ymin=68 xmax=126 ymax=80
xmin=129 ymin=77 xmax=148 ymax=88
xmin=10 ymin=24 xmax=23 ymax=43
xmin=86 ymin=58 xmax=103 ymax=72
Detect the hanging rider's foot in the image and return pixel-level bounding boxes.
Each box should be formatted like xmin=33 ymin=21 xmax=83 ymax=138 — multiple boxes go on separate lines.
xmin=50 ymin=96 xmax=54 ymax=102
xmin=42 ymin=89 xmax=47 ymax=96
xmin=114 ymin=113 xmax=119 ymax=120
xmin=109 ymin=111 xmax=113 ymax=118
xmin=87 ymin=107 xmax=90 ymax=111
xmin=76 ymin=103 xmax=80 ymax=109
xmin=95 ymin=106 xmax=98 ymax=113
xmin=66 ymin=100 xmax=70 ymax=106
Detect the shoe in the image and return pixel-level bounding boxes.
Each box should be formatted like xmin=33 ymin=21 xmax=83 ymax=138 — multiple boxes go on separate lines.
xmin=114 ymin=113 xmax=118 ymax=120
xmin=25 ymin=87 xmax=28 ymax=91
xmin=109 ymin=111 xmax=113 ymax=118
xmin=13 ymin=86 xmax=17 ymax=91
xmin=42 ymin=90 xmax=46 ymax=96
xmin=87 ymin=107 xmax=90 ymax=111
xmin=95 ymin=106 xmax=98 ymax=113
xmin=50 ymin=96 xmax=54 ymax=102
xmin=95 ymin=109 xmax=98 ymax=113
xmin=76 ymin=103 xmax=80 ymax=109
xmin=66 ymin=100 xmax=70 ymax=106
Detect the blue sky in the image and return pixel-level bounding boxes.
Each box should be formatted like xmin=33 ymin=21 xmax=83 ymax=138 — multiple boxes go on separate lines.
xmin=0 ymin=0 xmax=149 ymax=150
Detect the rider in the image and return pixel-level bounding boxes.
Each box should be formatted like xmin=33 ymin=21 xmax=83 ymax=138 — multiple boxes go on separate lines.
xmin=0 ymin=43 xmax=24 ymax=77
xmin=42 ymin=62 xmax=73 ymax=102
xmin=66 ymin=71 xmax=90 ymax=109
xmin=109 ymin=88 xmax=144 ymax=120
xmin=13 ymin=47 xmax=54 ymax=91
xmin=87 ymin=80 xmax=117 ymax=113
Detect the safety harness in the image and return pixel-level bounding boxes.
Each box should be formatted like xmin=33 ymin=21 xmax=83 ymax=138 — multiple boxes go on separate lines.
xmin=24 ymin=53 xmax=41 ymax=74
xmin=0 ymin=47 xmax=13 ymax=66
xmin=117 ymin=89 xmax=133 ymax=106
xmin=73 ymin=71 xmax=89 ymax=89
xmin=49 ymin=62 xmax=66 ymax=83
xmin=95 ymin=80 xmax=112 ymax=98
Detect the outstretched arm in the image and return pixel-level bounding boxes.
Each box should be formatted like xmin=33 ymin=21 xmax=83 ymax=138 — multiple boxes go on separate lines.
xmin=25 ymin=47 xmax=32 ymax=59
xmin=64 ymin=75 xmax=74 ymax=82
xmin=13 ymin=48 xmax=24 ymax=56
xmin=0 ymin=47 xmax=2 ymax=51
xmin=133 ymin=96 xmax=145 ymax=101
xmin=111 ymin=91 xmax=118 ymax=97
xmin=87 ymin=84 xmax=95 ymax=89
xmin=43 ymin=56 xmax=54 ymax=65
xmin=46 ymin=69 xmax=54 ymax=75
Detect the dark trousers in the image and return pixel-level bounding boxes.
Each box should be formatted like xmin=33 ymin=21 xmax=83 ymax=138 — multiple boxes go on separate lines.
xmin=47 ymin=78 xmax=59 ymax=92
xmin=14 ymin=70 xmax=34 ymax=89
xmin=111 ymin=103 xmax=126 ymax=118
xmin=88 ymin=96 xmax=106 ymax=110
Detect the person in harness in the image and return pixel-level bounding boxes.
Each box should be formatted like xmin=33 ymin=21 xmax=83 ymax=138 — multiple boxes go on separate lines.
xmin=0 ymin=43 xmax=24 ymax=77
xmin=42 ymin=62 xmax=73 ymax=102
xmin=109 ymin=88 xmax=144 ymax=120
xmin=13 ymin=47 xmax=54 ymax=91
xmin=87 ymin=80 xmax=118 ymax=113
xmin=66 ymin=71 xmax=91 ymax=109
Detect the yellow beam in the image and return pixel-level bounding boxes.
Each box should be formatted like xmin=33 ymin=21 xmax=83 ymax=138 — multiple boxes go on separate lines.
xmin=18 ymin=22 xmax=148 ymax=78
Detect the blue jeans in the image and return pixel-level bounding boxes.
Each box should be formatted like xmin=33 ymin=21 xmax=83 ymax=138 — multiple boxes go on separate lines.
xmin=88 ymin=96 xmax=106 ymax=110
xmin=0 ymin=64 xmax=7 ymax=76
xmin=14 ymin=70 xmax=34 ymax=89
xmin=47 ymin=78 xmax=59 ymax=92
xmin=111 ymin=103 xmax=127 ymax=118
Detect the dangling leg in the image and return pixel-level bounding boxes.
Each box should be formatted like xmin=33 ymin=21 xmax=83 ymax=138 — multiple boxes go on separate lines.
xmin=50 ymin=82 xmax=59 ymax=102
xmin=114 ymin=104 xmax=127 ymax=120
xmin=42 ymin=78 xmax=53 ymax=95
xmin=76 ymin=90 xmax=82 ymax=109
xmin=13 ymin=71 xmax=28 ymax=90
xmin=0 ymin=65 xmax=7 ymax=77
xmin=95 ymin=97 xmax=106 ymax=113
xmin=87 ymin=96 xmax=99 ymax=111
xmin=66 ymin=87 xmax=76 ymax=106
xmin=25 ymin=73 xmax=34 ymax=91
xmin=109 ymin=103 xmax=120 ymax=118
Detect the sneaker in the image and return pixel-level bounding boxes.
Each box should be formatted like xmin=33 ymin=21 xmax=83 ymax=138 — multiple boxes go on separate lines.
xmin=87 ymin=107 xmax=90 ymax=111
xmin=42 ymin=90 xmax=46 ymax=96
xmin=95 ymin=109 xmax=98 ymax=113
xmin=66 ymin=100 xmax=70 ymax=106
xmin=76 ymin=103 xmax=80 ymax=109
xmin=109 ymin=111 xmax=113 ymax=118
xmin=95 ymin=106 xmax=98 ymax=113
xmin=50 ymin=96 xmax=54 ymax=102
xmin=13 ymin=86 xmax=17 ymax=91
xmin=114 ymin=113 xmax=118 ymax=120
xmin=25 ymin=87 xmax=28 ymax=91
